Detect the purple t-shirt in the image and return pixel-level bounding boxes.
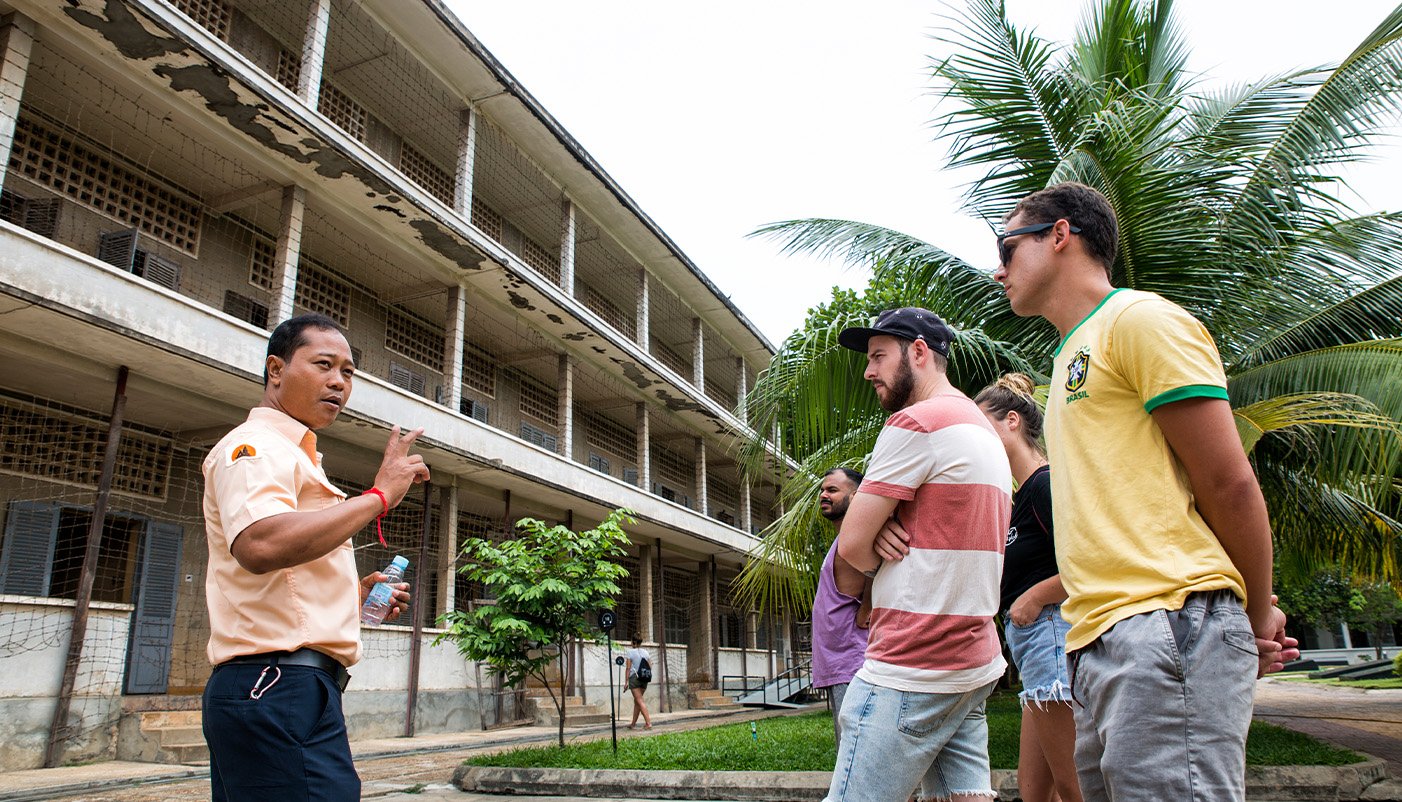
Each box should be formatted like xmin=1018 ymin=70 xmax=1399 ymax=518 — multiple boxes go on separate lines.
xmin=810 ymin=537 xmax=868 ymax=688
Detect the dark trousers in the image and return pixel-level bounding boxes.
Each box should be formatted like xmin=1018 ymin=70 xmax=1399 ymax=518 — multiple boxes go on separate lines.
xmin=203 ymin=663 xmax=360 ymax=802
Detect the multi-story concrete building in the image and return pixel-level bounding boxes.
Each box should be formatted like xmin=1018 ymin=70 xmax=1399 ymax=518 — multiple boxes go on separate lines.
xmin=0 ymin=0 xmax=792 ymax=770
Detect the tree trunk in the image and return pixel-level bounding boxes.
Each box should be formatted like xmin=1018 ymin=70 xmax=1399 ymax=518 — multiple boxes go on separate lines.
xmin=557 ymin=642 xmax=567 ymax=748
xmin=1376 ymin=626 xmax=1386 ymax=661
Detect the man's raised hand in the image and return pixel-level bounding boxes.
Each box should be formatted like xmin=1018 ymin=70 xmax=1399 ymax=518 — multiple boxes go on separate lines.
xmin=374 ymin=425 xmax=430 ymax=508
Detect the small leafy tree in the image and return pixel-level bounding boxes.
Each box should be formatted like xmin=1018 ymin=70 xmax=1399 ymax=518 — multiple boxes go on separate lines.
xmin=1348 ymin=580 xmax=1402 ymax=660
xmin=435 ymin=509 xmax=633 ymax=747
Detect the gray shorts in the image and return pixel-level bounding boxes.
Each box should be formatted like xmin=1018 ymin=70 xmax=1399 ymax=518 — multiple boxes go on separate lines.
xmin=1070 ymin=590 xmax=1257 ymax=802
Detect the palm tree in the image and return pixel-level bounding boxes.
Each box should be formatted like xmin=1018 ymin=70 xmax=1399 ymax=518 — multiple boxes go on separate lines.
xmin=737 ymin=0 xmax=1402 ymax=613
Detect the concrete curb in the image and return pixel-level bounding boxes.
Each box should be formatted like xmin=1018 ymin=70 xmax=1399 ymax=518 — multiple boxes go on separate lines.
xmin=455 ymin=757 xmax=1393 ymax=802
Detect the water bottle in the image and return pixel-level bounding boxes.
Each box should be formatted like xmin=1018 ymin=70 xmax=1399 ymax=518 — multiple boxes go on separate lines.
xmin=360 ymin=555 xmax=408 ymax=625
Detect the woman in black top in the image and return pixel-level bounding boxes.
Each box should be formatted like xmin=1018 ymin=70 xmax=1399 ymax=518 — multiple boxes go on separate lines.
xmin=976 ymin=374 xmax=1081 ymax=802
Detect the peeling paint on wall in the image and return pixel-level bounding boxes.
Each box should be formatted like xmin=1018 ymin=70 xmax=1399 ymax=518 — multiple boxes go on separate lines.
xmin=66 ymin=0 xmax=187 ymax=60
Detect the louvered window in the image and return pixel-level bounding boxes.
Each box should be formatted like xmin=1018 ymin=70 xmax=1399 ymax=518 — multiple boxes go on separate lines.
xmin=11 ymin=115 xmax=202 ymax=252
xmin=0 ymin=190 xmax=61 ymax=238
xmin=388 ymin=361 xmax=428 ymax=397
xmin=386 ymin=308 xmax=444 ymax=372
xmin=459 ymin=397 xmax=490 ymax=423
xmin=97 ymin=229 xmax=181 ymax=291
xmin=587 ymin=453 xmax=610 ymax=476
xmin=223 ymin=290 xmax=269 ymax=328
xmin=519 ymin=422 xmax=558 ymax=451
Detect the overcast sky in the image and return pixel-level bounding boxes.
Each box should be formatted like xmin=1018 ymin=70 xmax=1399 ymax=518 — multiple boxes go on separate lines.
xmin=442 ymin=1 xmax=1402 ymax=345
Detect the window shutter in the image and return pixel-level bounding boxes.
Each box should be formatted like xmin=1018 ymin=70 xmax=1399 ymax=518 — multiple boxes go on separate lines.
xmin=124 ymin=521 xmax=183 ymax=694
xmin=389 ymin=361 xmax=427 ymax=397
xmin=0 ymin=501 xmax=60 ymax=596
xmin=222 ymin=291 xmax=270 ymax=328
xmin=23 ymin=198 xmax=61 ymax=238
xmin=139 ymin=253 xmax=182 ymax=290
xmin=97 ymin=229 xmax=140 ymax=271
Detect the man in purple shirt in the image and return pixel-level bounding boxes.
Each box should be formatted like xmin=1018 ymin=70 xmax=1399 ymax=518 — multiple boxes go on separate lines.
xmin=810 ymin=467 xmax=870 ymax=741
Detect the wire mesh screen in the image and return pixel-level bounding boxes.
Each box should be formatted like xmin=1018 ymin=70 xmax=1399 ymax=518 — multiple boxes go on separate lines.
xmin=573 ymin=212 xmax=640 ymax=343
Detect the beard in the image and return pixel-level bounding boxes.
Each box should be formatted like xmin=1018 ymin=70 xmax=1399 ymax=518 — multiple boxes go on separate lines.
xmin=819 ymin=497 xmax=849 ymax=521
xmin=879 ymin=355 xmax=916 ymax=412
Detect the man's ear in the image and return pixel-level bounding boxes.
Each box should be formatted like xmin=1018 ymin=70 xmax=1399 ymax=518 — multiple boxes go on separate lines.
xmin=265 ymin=355 xmax=285 ymax=385
xmin=908 ymin=337 xmax=930 ymax=366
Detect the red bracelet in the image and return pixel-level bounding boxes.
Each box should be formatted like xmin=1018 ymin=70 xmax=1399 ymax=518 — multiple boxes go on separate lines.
xmin=361 ymin=488 xmax=389 ymax=546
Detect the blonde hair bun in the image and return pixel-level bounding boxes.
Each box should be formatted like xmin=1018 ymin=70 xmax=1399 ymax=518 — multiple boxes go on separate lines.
xmin=995 ymin=372 xmax=1036 ymax=398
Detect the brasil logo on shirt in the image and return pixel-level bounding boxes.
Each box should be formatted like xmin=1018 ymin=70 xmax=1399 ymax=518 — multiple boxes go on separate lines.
xmin=1065 ymin=346 xmax=1090 ymax=403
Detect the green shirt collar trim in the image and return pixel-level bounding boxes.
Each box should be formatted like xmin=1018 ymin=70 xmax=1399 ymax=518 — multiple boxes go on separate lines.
xmin=1053 ymin=288 xmax=1125 ymax=359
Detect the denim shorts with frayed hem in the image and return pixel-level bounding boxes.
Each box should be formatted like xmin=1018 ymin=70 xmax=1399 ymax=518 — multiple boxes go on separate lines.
xmin=1004 ymin=602 xmax=1073 ymax=707
xmin=824 ymin=676 xmax=998 ymax=802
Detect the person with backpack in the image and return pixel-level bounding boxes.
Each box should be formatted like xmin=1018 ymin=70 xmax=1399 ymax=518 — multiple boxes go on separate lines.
xmin=625 ymin=634 xmax=653 ymax=730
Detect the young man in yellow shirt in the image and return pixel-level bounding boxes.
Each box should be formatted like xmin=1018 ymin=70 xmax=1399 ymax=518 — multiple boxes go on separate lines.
xmin=992 ymin=182 xmax=1298 ymax=802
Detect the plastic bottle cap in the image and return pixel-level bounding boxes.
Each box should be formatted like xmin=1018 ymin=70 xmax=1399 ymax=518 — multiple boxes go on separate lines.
xmin=390 ymin=555 xmax=408 ymax=569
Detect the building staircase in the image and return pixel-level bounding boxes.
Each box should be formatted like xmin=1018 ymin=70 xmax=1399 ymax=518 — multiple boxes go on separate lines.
xmin=119 ymin=710 xmax=209 ymax=765
xmin=522 ymin=687 xmax=613 ymax=727
xmin=735 ymin=661 xmax=813 ymax=709
xmin=690 ymin=688 xmax=743 ymax=710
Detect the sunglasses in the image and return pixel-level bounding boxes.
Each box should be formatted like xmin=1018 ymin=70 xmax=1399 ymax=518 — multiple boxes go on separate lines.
xmin=996 ymin=221 xmax=1081 ymax=266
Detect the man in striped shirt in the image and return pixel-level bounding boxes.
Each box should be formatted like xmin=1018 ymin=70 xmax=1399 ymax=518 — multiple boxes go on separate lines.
xmin=823 ymin=308 xmax=1011 ymax=802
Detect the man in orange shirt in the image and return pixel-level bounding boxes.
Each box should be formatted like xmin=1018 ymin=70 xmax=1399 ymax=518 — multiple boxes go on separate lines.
xmin=200 ymin=313 xmax=429 ymax=801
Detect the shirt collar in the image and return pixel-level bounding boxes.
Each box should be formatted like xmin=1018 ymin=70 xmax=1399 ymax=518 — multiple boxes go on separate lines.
xmin=247 ymin=407 xmax=320 ymax=464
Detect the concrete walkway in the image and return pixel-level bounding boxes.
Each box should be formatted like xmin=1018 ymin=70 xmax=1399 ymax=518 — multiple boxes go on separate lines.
xmin=1254 ymin=677 xmax=1402 ymax=777
xmin=0 ymin=705 xmax=800 ymax=802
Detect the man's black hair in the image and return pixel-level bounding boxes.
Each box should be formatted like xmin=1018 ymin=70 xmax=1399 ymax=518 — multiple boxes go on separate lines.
xmin=264 ymin=313 xmax=347 ymax=385
xmin=824 ymin=467 xmax=865 ymax=487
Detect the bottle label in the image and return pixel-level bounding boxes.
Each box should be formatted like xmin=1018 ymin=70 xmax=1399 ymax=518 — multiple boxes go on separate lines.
xmin=365 ymin=583 xmax=393 ymax=606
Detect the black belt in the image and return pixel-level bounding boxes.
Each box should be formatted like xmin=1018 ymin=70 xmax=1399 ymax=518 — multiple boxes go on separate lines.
xmin=219 ymin=648 xmax=351 ymax=691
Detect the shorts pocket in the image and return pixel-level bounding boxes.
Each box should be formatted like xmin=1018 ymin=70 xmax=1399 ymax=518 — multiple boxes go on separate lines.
xmin=1223 ymin=629 xmax=1259 ymax=658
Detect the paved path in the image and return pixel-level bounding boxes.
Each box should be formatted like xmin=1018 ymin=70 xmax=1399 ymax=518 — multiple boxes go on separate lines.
xmin=3 ymin=705 xmax=800 ymax=802
xmin=1254 ymin=677 xmax=1402 ymax=775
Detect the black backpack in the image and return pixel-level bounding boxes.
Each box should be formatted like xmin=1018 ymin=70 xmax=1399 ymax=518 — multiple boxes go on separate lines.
xmin=636 ymin=656 xmax=653 ymax=682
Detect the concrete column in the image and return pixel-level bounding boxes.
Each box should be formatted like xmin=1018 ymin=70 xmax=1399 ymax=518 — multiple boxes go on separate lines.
xmin=739 ymin=480 xmax=753 ymax=534
xmin=694 ymin=438 xmax=708 ymax=516
xmin=443 ymin=284 xmax=467 ymax=412
xmin=297 ymin=0 xmax=332 ymax=106
xmin=453 ymin=108 xmax=476 ymax=218
xmin=636 ymin=542 xmax=655 ymax=643
xmin=688 ymin=559 xmax=716 ymax=686
xmin=635 ymin=402 xmax=651 ymax=490
xmin=271 ymin=185 xmax=307 ymax=325
xmin=559 ymin=198 xmax=576 ymax=293
xmin=0 ymin=13 xmax=35 ymax=189
xmin=636 ymin=268 xmax=650 ymax=348
xmin=557 ymin=354 xmax=574 ymax=458
xmin=735 ymin=357 xmax=748 ymax=423
xmin=691 ymin=317 xmax=705 ymax=390
xmin=438 ymin=482 xmax=459 ymax=616
xmin=745 ymin=610 xmax=759 ymax=650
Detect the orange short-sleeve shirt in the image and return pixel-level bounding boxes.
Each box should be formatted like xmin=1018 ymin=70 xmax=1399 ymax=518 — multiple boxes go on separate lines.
xmin=201 ymin=407 xmax=361 ymax=667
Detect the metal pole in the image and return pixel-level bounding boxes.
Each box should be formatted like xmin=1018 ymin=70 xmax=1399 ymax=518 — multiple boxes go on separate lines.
xmin=740 ymin=610 xmax=748 ymax=696
xmin=404 ymin=481 xmax=433 ymax=737
xmin=655 ymin=538 xmax=671 ymax=713
xmin=45 ymin=366 xmax=127 ymax=768
xmin=606 ymin=631 xmax=618 ymax=754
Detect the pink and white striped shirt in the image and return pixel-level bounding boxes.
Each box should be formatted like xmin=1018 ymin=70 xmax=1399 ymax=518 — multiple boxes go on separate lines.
xmin=855 ymin=393 xmax=1011 ymax=693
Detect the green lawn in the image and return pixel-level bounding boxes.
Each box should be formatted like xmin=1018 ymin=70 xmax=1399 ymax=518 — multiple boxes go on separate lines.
xmin=466 ymin=693 xmax=1361 ymax=771
xmin=1274 ymin=673 xmax=1402 ymax=690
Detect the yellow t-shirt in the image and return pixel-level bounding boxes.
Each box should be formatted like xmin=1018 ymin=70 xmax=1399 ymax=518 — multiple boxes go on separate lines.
xmin=1046 ymin=289 xmax=1245 ymax=651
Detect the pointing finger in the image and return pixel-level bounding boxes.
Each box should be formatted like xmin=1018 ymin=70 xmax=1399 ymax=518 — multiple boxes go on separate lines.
xmin=399 ymin=427 xmax=424 ymax=447
xmin=384 ymin=425 xmax=402 ymax=454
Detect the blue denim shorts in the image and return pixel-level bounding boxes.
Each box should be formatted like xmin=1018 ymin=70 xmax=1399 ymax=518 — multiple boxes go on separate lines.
xmin=825 ymin=675 xmax=998 ymax=801
xmin=1004 ymin=602 xmax=1072 ymax=707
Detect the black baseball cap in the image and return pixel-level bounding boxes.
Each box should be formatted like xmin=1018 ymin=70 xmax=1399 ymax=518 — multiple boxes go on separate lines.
xmin=837 ymin=307 xmax=955 ymax=356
